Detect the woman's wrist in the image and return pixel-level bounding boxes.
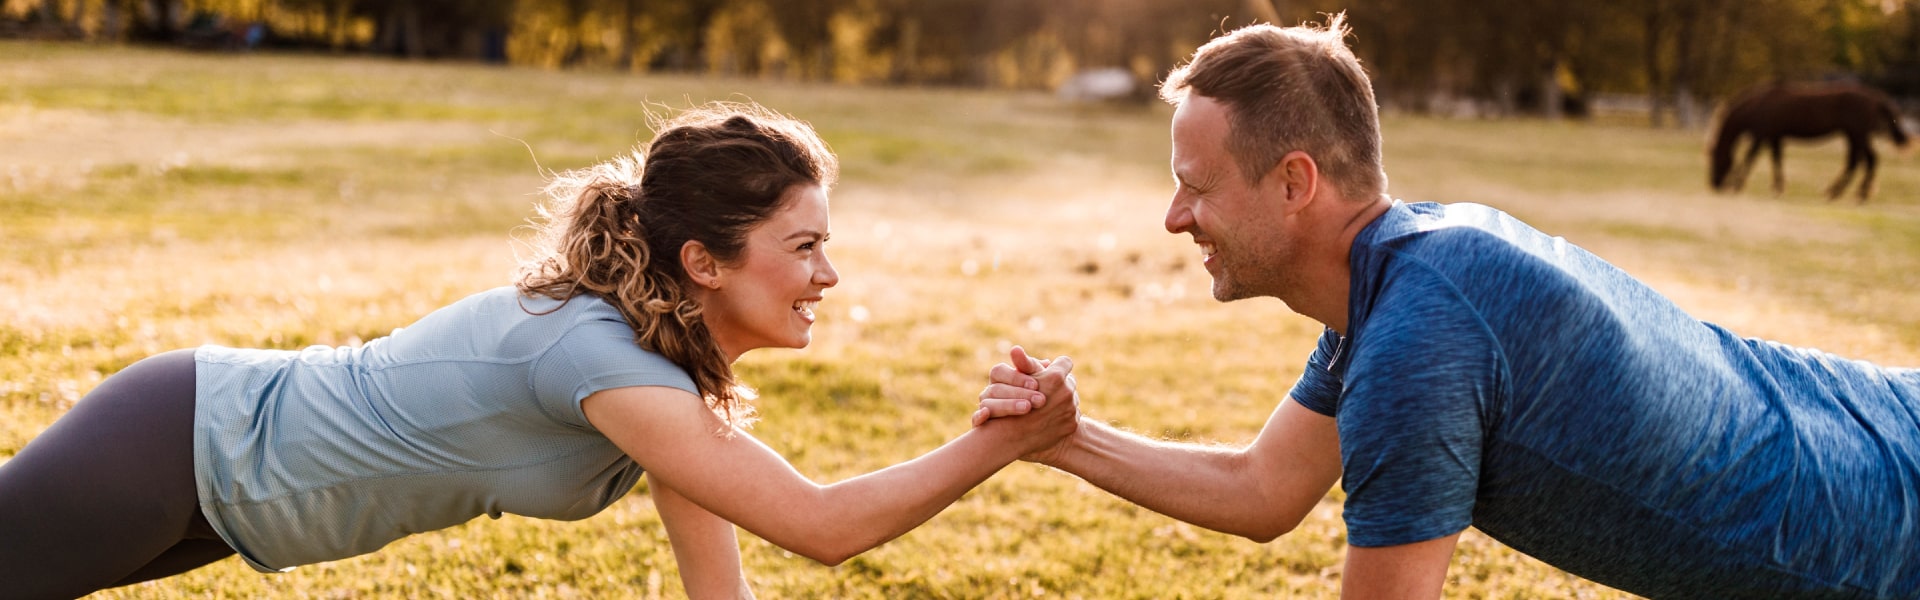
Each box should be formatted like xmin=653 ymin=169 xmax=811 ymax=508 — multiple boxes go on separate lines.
xmin=967 ymin=418 xmax=1042 ymax=466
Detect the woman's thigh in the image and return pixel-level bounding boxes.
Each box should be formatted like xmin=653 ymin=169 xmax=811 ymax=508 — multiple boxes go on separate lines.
xmin=0 ymin=349 xmax=227 ymax=598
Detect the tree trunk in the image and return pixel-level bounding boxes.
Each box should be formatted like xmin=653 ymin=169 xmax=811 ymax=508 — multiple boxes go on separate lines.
xmin=1910 ymin=0 xmax=1920 ymax=67
xmin=103 ymin=0 xmax=123 ymax=41
xmin=328 ymin=0 xmax=352 ymax=51
xmin=892 ymin=16 xmax=920 ymax=84
xmin=622 ymin=0 xmax=644 ymax=71
xmin=1541 ymin=60 xmax=1563 ymax=121
xmin=72 ymin=0 xmax=91 ymax=40
xmin=559 ymin=0 xmax=589 ymax=67
xmin=403 ymin=3 xmax=425 ymax=58
xmin=1644 ymin=4 xmax=1667 ymax=128
xmin=159 ymin=0 xmax=181 ymax=38
xmin=1671 ymin=2 xmax=1700 ymax=128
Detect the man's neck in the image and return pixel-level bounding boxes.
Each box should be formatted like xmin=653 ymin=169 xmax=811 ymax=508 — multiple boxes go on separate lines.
xmin=1285 ymin=193 xmax=1393 ymax=334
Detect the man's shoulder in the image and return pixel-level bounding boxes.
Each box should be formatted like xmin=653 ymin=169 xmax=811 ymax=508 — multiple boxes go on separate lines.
xmin=1353 ymin=201 xmax=1615 ymax=338
xmin=1364 ymin=201 xmax=1531 ymax=254
xmin=1356 ymin=202 xmax=1551 ymax=288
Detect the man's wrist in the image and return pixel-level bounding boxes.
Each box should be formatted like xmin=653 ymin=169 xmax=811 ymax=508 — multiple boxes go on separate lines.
xmin=1034 ymin=416 xmax=1098 ymax=469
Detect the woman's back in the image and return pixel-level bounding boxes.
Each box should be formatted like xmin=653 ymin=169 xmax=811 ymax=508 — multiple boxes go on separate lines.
xmin=194 ymin=287 xmax=697 ymax=571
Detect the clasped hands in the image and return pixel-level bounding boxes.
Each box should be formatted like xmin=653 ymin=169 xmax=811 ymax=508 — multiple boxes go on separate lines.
xmin=971 ymin=345 xmax=1079 ymax=463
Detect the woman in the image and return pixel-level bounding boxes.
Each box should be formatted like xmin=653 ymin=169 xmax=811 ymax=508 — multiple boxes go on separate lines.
xmin=0 ymin=102 xmax=1077 ymax=599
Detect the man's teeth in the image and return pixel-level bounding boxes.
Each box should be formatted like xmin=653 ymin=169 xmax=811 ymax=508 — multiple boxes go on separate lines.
xmin=1198 ymin=242 xmax=1216 ymax=258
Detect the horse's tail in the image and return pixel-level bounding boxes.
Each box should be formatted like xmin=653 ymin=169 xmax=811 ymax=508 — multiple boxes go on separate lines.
xmin=1880 ymin=99 xmax=1911 ymax=149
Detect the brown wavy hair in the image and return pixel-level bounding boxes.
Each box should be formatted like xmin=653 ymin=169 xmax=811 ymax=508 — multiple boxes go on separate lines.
xmin=516 ymin=101 xmax=839 ymax=428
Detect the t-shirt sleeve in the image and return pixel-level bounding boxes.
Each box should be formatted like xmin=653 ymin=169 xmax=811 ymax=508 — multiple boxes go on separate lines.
xmin=1337 ymin=265 xmax=1502 ymax=548
xmin=530 ymin=311 xmax=700 ymax=430
xmin=1288 ymin=328 xmax=1345 ymax=416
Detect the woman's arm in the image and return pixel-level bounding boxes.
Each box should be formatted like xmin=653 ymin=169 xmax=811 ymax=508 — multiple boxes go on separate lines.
xmin=583 ymin=362 xmax=1076 ymax=565
xmin=649 ymin=473 xmax=754 ymax=599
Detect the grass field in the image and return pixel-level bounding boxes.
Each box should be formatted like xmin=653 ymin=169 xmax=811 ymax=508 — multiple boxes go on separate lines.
xmin=6 ymin=40 xmax=1920 ymax=599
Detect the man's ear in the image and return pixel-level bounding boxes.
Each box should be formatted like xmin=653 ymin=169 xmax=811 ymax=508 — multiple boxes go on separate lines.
xmin=681 ymin=240 xmax=722 ymax=290
xmin=1264 ymin=150 xmax=1319 ymax=214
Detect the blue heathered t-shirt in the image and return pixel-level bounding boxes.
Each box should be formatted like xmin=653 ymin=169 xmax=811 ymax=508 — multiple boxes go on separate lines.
xmin=1290 ymin=201 xmax=1920 ymax=598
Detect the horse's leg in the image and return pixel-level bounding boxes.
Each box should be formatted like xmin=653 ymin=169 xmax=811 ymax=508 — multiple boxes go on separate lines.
xmin=1733 ymin=137 xmax=1766 ymax=193
xmin=1856 ymin=136 xmax=1878 ymax=204
xmin=1769 ymin=138 xmax=1786 ymax=196
xmin=1827 ymin=133 xmax=1866 ymax=202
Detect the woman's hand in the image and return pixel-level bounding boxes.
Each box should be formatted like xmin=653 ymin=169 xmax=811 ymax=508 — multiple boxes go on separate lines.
xmin=973 ymin=345 xmax=1079 ymax=463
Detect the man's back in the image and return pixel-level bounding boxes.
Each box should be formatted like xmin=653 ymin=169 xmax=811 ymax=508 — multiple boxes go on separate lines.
xmin=1291 ymin=201 xmax=1920 ymax=597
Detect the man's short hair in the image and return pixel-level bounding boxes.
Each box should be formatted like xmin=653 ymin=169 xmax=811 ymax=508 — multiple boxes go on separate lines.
xmin=1160 ymin=13 xmax=1386 ymax=199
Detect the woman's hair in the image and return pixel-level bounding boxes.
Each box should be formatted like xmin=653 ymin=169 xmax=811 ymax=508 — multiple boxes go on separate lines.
xmin=1159 ymin=13 xmax=1387 ymax=200
xmin=516 ymin=101 xmax=839 ymax=428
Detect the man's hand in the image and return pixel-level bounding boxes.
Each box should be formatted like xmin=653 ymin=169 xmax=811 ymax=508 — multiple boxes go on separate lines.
xmin=973 ymin=345 xmax=1078 ymax=463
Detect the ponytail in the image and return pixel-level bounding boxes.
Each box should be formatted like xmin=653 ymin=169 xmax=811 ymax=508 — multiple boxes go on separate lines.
xmin=517 ymin=152 xmax=757 ymax=429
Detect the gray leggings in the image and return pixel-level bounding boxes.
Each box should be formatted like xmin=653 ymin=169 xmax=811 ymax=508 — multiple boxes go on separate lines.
xmin=0 ymin=349 xmax=235 ymax=599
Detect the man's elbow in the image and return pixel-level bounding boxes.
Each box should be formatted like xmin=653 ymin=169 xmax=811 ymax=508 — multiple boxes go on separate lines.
xmin=1234 ymin=510 xmax=1309 ymax=543
xmin=1240 ymin=520 xmax=1297 ymax=544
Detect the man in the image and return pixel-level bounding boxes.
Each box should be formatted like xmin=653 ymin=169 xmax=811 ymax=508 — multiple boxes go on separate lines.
xmin=980 ymin=14 xmax=1920 ymax=599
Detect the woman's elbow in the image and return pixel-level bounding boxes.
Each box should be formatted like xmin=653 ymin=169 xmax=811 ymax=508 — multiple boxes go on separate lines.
xmin=791 ymin=542 xmax=857 ymax=567
xmin=781 ymin=535 xmax=864 ymax=567
xmin=811 ymin=550 xmax=854 ymax=567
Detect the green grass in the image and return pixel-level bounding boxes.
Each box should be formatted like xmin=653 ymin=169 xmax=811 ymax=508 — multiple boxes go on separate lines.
xmin=6 ymin=38 xmax=1920 ymax=598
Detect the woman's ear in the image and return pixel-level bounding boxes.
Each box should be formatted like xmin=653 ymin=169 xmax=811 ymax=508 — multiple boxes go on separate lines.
xmin=681 ymin=241 xmax=722 ymax=290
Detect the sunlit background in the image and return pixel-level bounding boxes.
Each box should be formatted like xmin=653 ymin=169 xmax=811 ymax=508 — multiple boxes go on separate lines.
xmin=6 ymin=1 xmax=1920 ymax=598
xmin=8 ymin=0 xmax=1920 ymax=118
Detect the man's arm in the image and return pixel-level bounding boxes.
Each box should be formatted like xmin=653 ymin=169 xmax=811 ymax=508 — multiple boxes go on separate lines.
xmin=1046 ymin=398 xmax=1342 ymax=542
xmin=1342 ymin=533 xmax=1460 ymax=599
xmin=979 ymin=346 xmax=1340 ymax=541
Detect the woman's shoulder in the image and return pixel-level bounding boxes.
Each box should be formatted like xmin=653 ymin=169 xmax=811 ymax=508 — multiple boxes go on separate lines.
xmin=479 ymin=287 xmax=622 ymax=320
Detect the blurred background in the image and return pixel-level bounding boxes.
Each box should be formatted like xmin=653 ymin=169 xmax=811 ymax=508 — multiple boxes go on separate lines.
xmin=9 ymin=0 xmax=1920 ymax=124
xmin=7 ymin=1 xmax=1920 ymax=597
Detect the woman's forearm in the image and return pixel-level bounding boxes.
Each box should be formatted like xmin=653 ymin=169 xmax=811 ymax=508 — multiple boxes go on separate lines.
xmin=793 ymin=425 xmax=1023 ymax=564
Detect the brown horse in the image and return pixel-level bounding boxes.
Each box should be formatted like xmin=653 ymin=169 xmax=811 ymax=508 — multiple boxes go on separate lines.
xmin=1708 ymin=82 xmax=1910 ymax=203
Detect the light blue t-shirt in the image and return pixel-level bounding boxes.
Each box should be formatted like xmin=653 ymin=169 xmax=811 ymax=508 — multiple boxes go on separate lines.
xmin=193 ymin=287 xmax=698 ymax=572
xmin=1291 ymin=201 xmax=1920 ymax=598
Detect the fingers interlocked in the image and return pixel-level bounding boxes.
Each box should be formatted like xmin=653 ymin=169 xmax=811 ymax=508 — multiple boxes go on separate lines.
xmin=973 ymin=345 xmax=1076 ymax=426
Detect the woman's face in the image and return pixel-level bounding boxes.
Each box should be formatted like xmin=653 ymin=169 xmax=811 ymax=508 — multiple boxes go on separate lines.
xmin=701 ymin=184 xmax=839 ymax=362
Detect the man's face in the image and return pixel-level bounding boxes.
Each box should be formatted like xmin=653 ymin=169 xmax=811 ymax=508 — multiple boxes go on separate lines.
xmin=1166 ymin=95 xmax=1292 ymax=302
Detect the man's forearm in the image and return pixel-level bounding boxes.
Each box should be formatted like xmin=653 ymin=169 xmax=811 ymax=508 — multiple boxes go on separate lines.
xmin=1046 ymin=417 xmax=1309 ymax=542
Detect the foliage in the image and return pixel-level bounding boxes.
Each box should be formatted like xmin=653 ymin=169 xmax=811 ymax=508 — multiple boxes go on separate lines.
xmin=5 ymin=41 xmax=1920 ymax=598
xmin=9 ymin=0 xmax=1920 ymax=120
